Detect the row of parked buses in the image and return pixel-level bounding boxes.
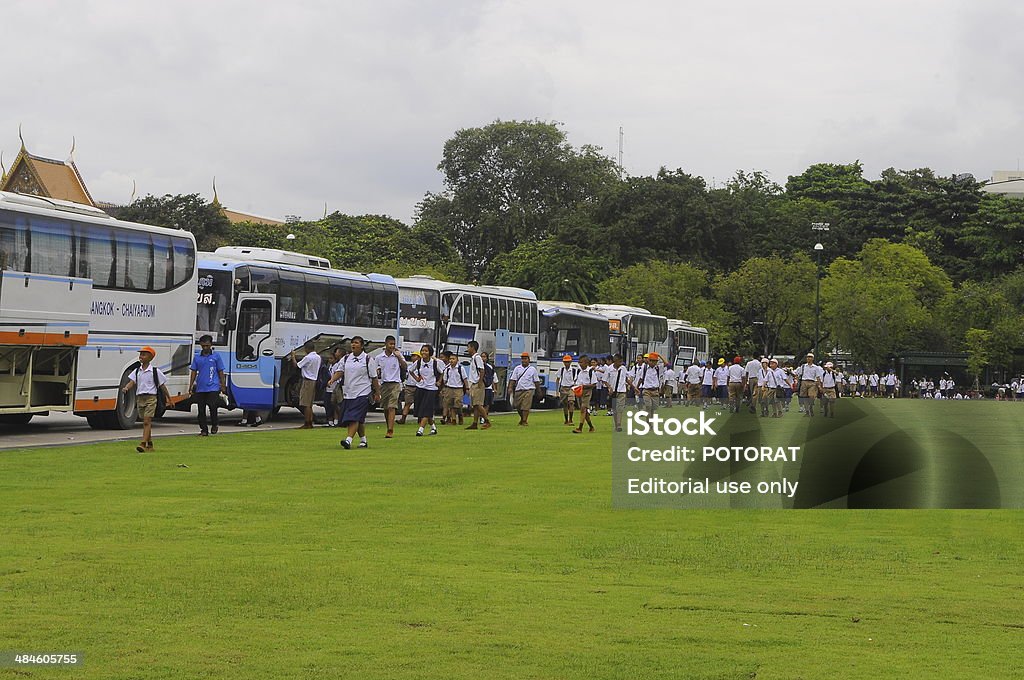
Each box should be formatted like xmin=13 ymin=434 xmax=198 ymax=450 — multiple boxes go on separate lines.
xmin=0 ymin=190 xmax=708 ymax=428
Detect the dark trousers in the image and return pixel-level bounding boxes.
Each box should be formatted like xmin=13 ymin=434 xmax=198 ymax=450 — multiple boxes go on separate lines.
xmin=196 ymin=391 xmax=220 ymax=432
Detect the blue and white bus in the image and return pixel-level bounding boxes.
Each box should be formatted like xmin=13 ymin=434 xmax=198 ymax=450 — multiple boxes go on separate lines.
xmin=395 ymin=275 xmax=538 ymax=403
xmin=537 ymin=301 xmax=611 ymax=402
xmin=667 ymin=319 xmax=710 ymax=370
xmin=195 ymin=247 xmax=399 ymax=414
xmin=588 ymin=304 xmax=671 ymax=363
xmin=0 ymin=191 xmax=197 ymax=429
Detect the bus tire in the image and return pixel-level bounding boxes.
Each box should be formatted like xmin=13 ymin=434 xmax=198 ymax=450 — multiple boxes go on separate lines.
xmin=106 ymin=372 xmax=139 ymax=430
xmin=154 ymin=392 xmax=167 ymax=420
xmin=85 ymin=413 xmax=106 ymax=429
xmin=284 ymin=377 xmax=301 ymax=409
xmin=0 ymin=413 xmax=33 ymax=426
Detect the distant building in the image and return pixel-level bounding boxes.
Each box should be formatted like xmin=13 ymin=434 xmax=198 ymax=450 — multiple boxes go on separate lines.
xmin=981 ymin=170 xmax=1024 ymax=199
xmin=1 ymin=133 xmax=287 ymax=225
xmin=0 ymin=140 xmax=95 ymax=205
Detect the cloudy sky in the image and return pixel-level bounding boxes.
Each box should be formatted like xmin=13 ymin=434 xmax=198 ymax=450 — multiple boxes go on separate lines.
xmin=3 ymin=1 xmax=1022 ymax=222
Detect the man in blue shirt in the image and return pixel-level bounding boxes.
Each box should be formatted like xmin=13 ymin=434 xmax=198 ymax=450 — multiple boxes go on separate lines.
xmin=189 ymin=334 xmax=226 ymax=436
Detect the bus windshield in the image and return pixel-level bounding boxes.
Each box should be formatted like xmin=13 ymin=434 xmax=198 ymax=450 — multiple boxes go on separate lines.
xmin=399 ymin=287 xmax=439 ymax=350
xmin=196 ymin=269 xmax=234 ymax=345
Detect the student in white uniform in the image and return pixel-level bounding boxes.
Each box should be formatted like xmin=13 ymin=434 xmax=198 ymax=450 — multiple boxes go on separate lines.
xmin=606 ymin=354 xmax=628 ymax=432
xmin=744 ymin=355 xmax=763 ymax=414
xmin=507 ymin=352 xmax=542 ymax=426
xmin=336 ymin=336 xmax=380 ymax=449
xmin=411 ymin=344 xmax=444 ymax=437
xmin=572 ymin=355 xmax=597 ymax=434
xmin=821 ymin=361 xmax=839 ymax=418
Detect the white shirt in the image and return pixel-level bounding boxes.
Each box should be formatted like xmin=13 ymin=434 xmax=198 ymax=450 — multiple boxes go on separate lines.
xmin=467 ymin=353 xmax=484 ymax=385
xmin=442 ymin=363 xmax=468 ymax=389
xmin=685 ymin=364 xmax=702 ymax=384
xmin=774 ymin=367 xmax=788 ymax=386
xmin=376 ymin=350 xmax=404 ymax=383
xmin=606 ymin=365 xmax=628 ymax=393
xmin=822 ymin=370 xmax=838 ymax=388
xmin=412 ymin=357 xmax=444 ymax=391
xmin=727 ymin=364 xmax=746 ymax=384
xmin=341 ymin=351 xmax=378 ymax=399
xmin=576 ymin=366 xmax=598 ymax=388
xmin=884 ymin=373 xmax=897 ymax=386
xmin=664 ymin=368 xmax=677 ymax=388
xmin=701 ymin=367 xmax=715 ymax=386
xmin=556 ymin=365 xmax=579 ymax=388
xmin=869 ymin=374 xmax=880 ymax=387
xmin=713 ymin=366 xmax=728 ymax=386
xmin=759 ymin=367 xmax=778 ymax=389
xmin=326 ymin=358 xmax=345 ymax=393
xmin=745 ymin=359 xmax=762 ymax=381
xmin=133 ymin=364 xmax=168 ymax=395
xmin=635 ymin=363 xmax=663 ymax=389
xmin=509 ymin=363 xmax=541 ymax=391
xmin=297 ymin=351 xmax=322 ymax=381
xmin=796 ymin=363 xmax=824 ymax=382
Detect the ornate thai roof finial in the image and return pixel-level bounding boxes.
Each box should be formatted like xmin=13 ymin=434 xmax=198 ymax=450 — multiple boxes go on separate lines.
xmin=130 ymin=179 xmax=137 ymax=203
xmin=323 ymin=202 xmax=328 ymax=219
xmin=1 ymin=150 xmax=6 ymax=183
xmin=212 ymin=176 xmax=220 ymax=205
xmin=68 ymin=136 xmax=76 ymax=164
xmin=18 ymin=124 xmax=25 ymax=152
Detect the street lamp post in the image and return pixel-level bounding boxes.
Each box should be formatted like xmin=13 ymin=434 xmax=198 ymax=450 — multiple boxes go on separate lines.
xmin=814 ymin=243 xmax=823 ymax=359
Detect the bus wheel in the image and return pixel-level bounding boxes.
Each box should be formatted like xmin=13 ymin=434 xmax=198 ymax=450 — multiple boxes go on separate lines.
xmin=85 ymin=413 xmax=107 ymax=429
xmin=0 ymin=413 xmax=33 ymax=426
xmin=154 ymin=392 xmax=167 ymax=420
xmin=284 ymin=377 xmax=301 ymax=409
xmin=106 ymin=372 xmax=139 ymax=430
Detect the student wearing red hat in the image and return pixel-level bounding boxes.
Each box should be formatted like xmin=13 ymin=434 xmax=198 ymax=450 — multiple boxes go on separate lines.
xmin=122 ymin=346 xmax=171 ymax=453
xmin=507 ymin=352 xmax=542 ymax=425
xmin=555 ymin=354 xmax=579 ymax=426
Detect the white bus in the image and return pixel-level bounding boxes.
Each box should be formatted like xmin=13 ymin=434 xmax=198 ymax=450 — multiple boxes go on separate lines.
xmin=667 ymin=318 xmax=710 ymax=370
xmin=0 ymin=191 xmax=197 ymax=429
xmin=588 ymin=304 xmax=671 ymax=363
xmin=537 ymin=301 xmax=611 ymax=401
xmin=195 ymin=247 xmax=399 ymax=413
xmin=395 ymin=275 xmax=538 ymax=402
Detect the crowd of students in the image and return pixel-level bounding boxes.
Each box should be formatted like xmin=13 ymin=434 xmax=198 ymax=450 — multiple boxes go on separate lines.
xmin=121 ymin=339 xmax=985 ymax=454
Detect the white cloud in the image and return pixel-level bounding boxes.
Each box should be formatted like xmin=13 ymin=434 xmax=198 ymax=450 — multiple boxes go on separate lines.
xmin=2 ymin=0 xmax=1021 ymax=222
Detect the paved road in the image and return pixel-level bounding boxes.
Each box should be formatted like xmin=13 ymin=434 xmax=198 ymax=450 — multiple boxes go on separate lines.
xmin=0 ymin=406 xmax=387 ymax=450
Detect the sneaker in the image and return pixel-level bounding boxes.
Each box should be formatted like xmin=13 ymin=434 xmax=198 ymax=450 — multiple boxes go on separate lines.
xmin=416 ymin=429 xmax=424 ymax=437
xmin=340 ymin=439 xmax=352 ymax=449
xmin=136 ymin=443 xmax=147 ymax=453
xmin=199 ymin=431 xmax=209 ymax=437
xmin=429 ymin=427 xmax=437 ymax=436
xmin=211 ymin=426 xmax=218 ymax=435
xmin=358 ymin=441 xmax=368 ymax=448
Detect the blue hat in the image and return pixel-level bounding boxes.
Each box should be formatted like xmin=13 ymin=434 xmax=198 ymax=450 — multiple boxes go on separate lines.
xmin=699 ymin=360 xmax=706 ymax=366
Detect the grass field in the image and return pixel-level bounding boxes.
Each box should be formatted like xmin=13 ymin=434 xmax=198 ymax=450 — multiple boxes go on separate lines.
xmin=1 ymin=401 xmax=1022 ymax=679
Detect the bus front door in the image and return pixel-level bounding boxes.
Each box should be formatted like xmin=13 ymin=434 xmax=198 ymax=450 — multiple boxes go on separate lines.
xmin=230 ymin=294 xmax=277 ymax=411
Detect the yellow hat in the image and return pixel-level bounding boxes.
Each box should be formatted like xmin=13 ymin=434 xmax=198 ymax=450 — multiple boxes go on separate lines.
xmin=717 ymin=358 xmax=725 ymax=365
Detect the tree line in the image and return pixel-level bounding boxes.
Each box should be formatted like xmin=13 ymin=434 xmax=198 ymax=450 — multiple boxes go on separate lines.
xmin=111 ymin=119 xmax=1024 ymax=376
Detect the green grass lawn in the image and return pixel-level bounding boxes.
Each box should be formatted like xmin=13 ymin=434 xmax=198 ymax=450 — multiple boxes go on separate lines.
xmin=1 ymin=401 xmax=1023 ymax=679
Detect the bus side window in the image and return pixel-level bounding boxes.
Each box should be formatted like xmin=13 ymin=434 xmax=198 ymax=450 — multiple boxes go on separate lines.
xmin=0 ymin=211 xmax=29 ymax=271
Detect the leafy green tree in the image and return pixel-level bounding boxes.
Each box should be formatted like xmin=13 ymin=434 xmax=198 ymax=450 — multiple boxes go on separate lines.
xmin=714 ymin=254 xmax=817 ymax=356
xmin=418 ymin=120 xmax=620 ymax=277
xmin=113 ymin=194 xmax=231 ymax=251
xmin=958 ymin=193 xmax=1024 ymax=279
xmin=484 ymin=237 xmax=605 ymax=303
xmin=964 ymin=328 xmax=993 ymax=389
xmin=595 ymin=261 xmax=734 ymax=349
xmin=821 ymin=240 xmax=953 ymax=367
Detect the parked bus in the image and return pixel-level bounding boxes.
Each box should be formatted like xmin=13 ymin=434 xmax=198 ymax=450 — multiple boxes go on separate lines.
xmin=0 ymin=191 xmax=196 ymax=429
xmin=537 ymin=301 xmax=611 ymax=402
xmin=395 ymin=275 xmax=538 ymax=402
xmin=588 ymin=304 xmax=670 ymax=363
xmin=195 ymin=247 xmax=399 ymax=414
xmin=667 ymin=318 xmax=710 ymax=370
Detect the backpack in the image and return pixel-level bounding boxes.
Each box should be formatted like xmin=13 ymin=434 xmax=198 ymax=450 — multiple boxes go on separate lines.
xmin=414 ymin=358 xmax=443 ymax=382
xmin=483 ymin=362 xmax=495 ymax=388
xmin=132 ymin=364 xmax=159 ymax=393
